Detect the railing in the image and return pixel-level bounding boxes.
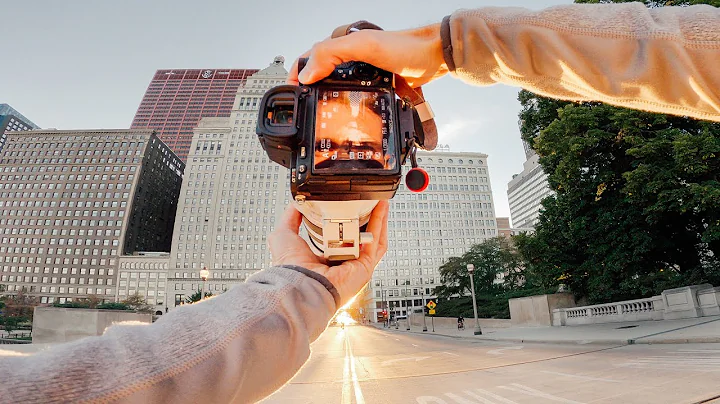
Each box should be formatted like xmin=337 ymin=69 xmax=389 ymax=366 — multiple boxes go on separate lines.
xmin=0 ymin=337 xmax=32 ymax=345
xmin=553 ymin=296 xmax=664 ymax=326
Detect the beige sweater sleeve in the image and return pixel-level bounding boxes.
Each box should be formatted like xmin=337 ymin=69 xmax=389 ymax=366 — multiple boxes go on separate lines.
xmin=445 ymin=3 xmax=720 ymax=121
xmin=0 ymin=267 xmax=337 ymax=404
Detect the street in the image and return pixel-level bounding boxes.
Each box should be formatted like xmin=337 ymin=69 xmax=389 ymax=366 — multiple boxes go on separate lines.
xmin=263 ymin=325 xmax=720 ymax=404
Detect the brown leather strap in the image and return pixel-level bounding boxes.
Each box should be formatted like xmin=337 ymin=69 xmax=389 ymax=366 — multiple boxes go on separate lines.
xmin=330 ymin=21 xmax=438 ymax=151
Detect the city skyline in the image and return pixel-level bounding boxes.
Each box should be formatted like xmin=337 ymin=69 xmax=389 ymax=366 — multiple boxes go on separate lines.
xmin=0 ymin=0 xmax=568 ymax=219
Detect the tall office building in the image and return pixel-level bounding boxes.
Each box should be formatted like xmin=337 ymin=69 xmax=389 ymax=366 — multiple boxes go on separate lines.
xmin=131 ymin=68 xmax=259 ymax=162
xmin=167 ymin=57 xmax=289 ymax=305
xmin=0 ymin=129 xmax=184 ymax=304
xmin=0 ymin=103 xmax=39 ymax=151
xmin=507 ymin=152 xmax=553 ymax=230
xmin=370 ymin=151 xmax=499 ymax=322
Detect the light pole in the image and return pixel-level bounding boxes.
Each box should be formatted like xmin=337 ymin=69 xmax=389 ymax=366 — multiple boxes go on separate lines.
xmin=406 ymin=296 xmax=411 ymax=331
xmin=467 ymin=264 xmax=482 ymax=335
xmin=420 ymin=290 xmax=428 ymax=332
xmin=200 ymin=267 xmax=209 ymax=299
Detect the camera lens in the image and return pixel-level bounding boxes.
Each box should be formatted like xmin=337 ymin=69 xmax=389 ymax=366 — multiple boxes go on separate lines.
xmin=352 ymin=63 xmax=378 ymax=81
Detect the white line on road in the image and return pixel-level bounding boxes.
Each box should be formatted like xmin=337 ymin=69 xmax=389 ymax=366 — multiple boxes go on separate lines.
xmin=381 ymin=356 xmax=430 ymax=366
xmin=395 ymin=338 xmax=400 ymax=341
xmin=412 ymin=344 xmax=420 ymax=347
xmin=498 ymin=383 xmax=585 ymax=404
xmin=540 ymin=370 xmax=620 ymax=383
xmin=442 ymin=351 xmax=460 ymax=357
xmin=342 ymin=336 xmax=365 ymax=404
xmin=487 ymin=346 xmax=524 ymax=355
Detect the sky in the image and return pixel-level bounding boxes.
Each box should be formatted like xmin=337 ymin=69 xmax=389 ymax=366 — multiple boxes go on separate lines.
xmin=0 ymin=0 xmax=568 ymax=219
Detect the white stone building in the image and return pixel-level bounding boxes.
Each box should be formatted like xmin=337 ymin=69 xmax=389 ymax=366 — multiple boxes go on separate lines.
xmin=116 ymin=252 xmax=169 ymax=315
xmin=507 ymin=152 xmax=553 ymax=230
xmin=369 ymin=150 xmax=499 ymax=322
xmin=167 ymin=57 xmax=290 ymax=306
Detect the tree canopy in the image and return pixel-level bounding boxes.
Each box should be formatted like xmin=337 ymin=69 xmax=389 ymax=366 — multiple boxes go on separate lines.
xmin=514 ymin=0 xmax=720 ymax=303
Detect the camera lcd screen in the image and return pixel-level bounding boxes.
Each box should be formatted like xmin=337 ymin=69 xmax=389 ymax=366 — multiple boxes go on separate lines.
xmin=313 ymin=89 xmax=397 ymax=172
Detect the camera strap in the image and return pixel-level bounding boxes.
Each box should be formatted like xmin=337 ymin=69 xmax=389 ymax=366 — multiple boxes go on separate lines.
xmin=330 ymin=21 xmax=439 ymax=151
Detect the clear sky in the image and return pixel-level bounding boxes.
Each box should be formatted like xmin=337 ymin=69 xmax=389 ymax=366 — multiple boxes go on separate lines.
xmin=0 ymin=0 xmax=568 ymax=219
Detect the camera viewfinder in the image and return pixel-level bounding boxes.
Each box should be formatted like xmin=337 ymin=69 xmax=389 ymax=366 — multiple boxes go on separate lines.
xmin=269 ymin=102 xmax=294 ymax=126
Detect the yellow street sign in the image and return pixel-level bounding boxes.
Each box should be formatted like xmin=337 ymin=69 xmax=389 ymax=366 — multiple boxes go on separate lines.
xmin=429 ymin=309 xmax=436 ymax=315
xmin=426 ymin=300 xmax=436 ymax=310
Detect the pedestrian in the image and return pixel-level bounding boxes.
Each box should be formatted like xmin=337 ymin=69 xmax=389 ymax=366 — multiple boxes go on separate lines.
xmin=1 ymin=3 xmax=719 ymax=403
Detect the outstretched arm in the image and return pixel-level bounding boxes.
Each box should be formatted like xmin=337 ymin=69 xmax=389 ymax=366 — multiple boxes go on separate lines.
xmin=0 ymin=201 xmax=389 ymax=404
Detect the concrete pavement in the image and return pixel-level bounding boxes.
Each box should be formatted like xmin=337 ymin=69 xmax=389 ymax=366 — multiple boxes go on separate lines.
xmin=380 ymin=315 xmax=720 ymax=345
xmin=264 ymin=325 xmax=720 ymax=403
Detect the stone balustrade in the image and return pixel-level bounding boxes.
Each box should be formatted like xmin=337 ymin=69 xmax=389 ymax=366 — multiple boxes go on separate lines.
xmin=552 ymin=285 xmax=719 ymax=326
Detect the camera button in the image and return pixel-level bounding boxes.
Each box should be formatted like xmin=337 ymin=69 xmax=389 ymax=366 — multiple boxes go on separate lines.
xmin=300 ymin=147 xmax=306 ymax=158
xmin=298 ymin=164 xmax=307 ymax=173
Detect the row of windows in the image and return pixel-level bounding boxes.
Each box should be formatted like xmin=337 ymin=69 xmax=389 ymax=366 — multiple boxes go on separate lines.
xmin=2 ymin=266 xmax=114 ymax=275
xmin=1 ymin=275 xmax=114 ymax=285
xmin=0 ymin=164 xmax=137 ymax=173
xmin=1 ymin=249 xmax=119 ymax=260
xmin=0 ymin=219 xmax=122 ymax=230
xmin=0 ymin=173 xmax=134 ymax=182
xmin=119 ymin=271 xmax=167 ymax=279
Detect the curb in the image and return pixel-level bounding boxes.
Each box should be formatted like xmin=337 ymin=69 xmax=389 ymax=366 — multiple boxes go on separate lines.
xmin=374 ymin=326 xmax=720 ymax=346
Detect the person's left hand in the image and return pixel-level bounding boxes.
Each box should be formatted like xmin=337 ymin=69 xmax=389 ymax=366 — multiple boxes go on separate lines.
xmin=268 ymin=201 xmax=389 ymax=306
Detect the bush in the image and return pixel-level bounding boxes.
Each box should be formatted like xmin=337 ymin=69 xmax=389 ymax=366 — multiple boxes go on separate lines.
xmin=53 ymin=302 xmax=131 ymax=311
xmin=435 ymin=287 xmax=555 ymax=319
xmin=97 ymin=302 xmax=130 ymax=311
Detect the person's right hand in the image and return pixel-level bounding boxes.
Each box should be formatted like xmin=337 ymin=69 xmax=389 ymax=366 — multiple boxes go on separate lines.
xmin=288 ymin=23 xmax=449 ymax=88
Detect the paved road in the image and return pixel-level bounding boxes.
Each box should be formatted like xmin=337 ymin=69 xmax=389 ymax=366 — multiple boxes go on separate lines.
xmin=263 ymin=325 xmax=720 ymax=404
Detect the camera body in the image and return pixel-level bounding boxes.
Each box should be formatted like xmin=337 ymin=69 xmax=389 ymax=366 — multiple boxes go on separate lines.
xmin=257 ymin=61 xmax=421 ymax=202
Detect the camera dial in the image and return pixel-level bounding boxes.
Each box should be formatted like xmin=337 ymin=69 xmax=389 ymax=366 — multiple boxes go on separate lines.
xmin=351 ymin=63 xmax=378 ymax=81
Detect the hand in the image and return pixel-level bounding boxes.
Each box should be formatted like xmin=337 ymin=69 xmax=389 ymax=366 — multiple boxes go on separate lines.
xmin=287 ymin=23 xmax=448 ymax=88
xmin=268 ymin=201 xmax=389 ymax=306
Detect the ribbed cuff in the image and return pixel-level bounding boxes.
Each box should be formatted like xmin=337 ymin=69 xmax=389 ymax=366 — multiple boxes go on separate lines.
xmin=277 ymin=265 xmax=341 ymax=309
xmin=441 ymin=15 xmax=456 ymax=72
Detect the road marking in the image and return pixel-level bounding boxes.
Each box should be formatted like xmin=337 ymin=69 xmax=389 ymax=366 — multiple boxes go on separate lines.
xmin=618 ymin=350 xmax=720 ymax=372
xmin=498 ymin=384 xmax=584 ymax=403
xmin=341 ymin=336 xmax=365 ymax=404
xmin=412 ymin=344 xmax=420 ymax=347
xmin=442 ymin=351 xmax=460 ymax=357
xmin=417 ymin=388 xmax=520 ymax=403
xmin=540 ymin=370 xmax=620 ymax=383
xmin=395 ymin=338 xmax=400 ymax=341
xmin=446 ymin=390 xmax=519 ymax=404
xmin=348 ymin=338 xmax=365 ymax=404
xmin=487 ymin=346 xmax=524 ymax=355
xmin=381 ymin=356 xmax=430 ymax=366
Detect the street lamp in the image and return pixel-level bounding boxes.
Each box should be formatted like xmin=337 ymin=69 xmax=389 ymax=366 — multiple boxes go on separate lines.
xmin=467 ymin=264 xmax=482 ymax=335
xmin=420 ymin=290 xmax=428 ymax=332
xmin=406 ymin=296 xmax=411 ymax=331
xmin=200 ymin=267 xmax=210 ymax=299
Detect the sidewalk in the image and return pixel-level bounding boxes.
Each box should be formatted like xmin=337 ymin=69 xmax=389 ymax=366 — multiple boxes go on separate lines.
xmin=375 ymin=315 xmax=720 ymax=345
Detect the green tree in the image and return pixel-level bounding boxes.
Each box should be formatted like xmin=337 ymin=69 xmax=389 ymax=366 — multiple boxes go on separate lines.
xmin=516 ymin=0 xmax=720 ymax=303
xmin=184 ymin=290 xmax=214 ymax=304
xmin=121 ymin=293 xmax=153 ymax=313
xmin=436 ymin=237 xmax=525 ymax=299
xmin=0 ymin=316 xmax=25 ymax=334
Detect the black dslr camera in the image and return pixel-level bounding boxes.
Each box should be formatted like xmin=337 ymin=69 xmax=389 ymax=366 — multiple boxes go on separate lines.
xmin=256 ymin=60 xmax=427 ymax=202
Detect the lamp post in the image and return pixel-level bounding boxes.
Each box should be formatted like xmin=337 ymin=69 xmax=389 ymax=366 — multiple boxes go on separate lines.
xmin=200 ymin=267 xmax=209 ymax=299
xmin=420 ymin=290 xmax=428 ymax=332
xmin=467 ymin=264 xmax=482 ymax=335
xmin=406 ymin=296 xmax=411 ymax=331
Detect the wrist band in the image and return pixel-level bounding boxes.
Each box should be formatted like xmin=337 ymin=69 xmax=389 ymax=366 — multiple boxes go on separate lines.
xmin=441 ymin=15 xmax=456 ymax=72
xmin=277 ymin=265 xmax=341 ymax=309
